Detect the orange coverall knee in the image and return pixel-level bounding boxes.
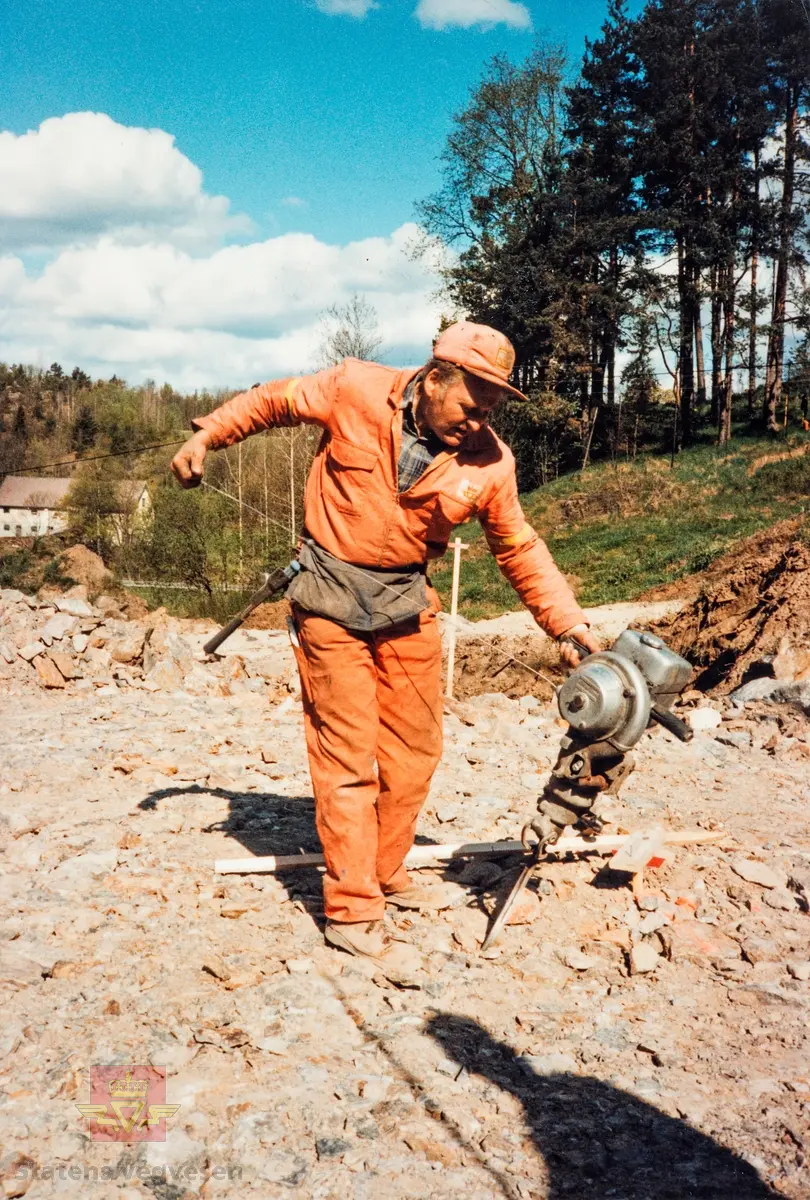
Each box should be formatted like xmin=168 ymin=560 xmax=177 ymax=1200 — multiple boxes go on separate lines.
xmin=291 ymin=604 xmax=443 ymax=924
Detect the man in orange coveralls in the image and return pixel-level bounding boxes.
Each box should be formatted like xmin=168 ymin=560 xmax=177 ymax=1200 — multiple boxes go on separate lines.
xmin=172 ymin=322 xmax=599 ymax=974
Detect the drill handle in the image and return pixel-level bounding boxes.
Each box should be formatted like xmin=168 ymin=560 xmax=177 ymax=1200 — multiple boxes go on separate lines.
xmin=650 ymin=704 xmax=693 ymax=743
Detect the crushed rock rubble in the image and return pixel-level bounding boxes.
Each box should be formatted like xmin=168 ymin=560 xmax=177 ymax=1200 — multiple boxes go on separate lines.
xmin=1 ymin=587 xmax=809 ymax=1197
xmin=0 ymin=586 xmax=299 ymax=703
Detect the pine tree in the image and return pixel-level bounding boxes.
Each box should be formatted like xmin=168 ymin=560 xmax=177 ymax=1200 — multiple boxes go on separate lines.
xmin=761 ymin=0 xmax=810 ymax=432
xmin=12 ymin=403 xmax=27 ymax=442
xmin=71 ymin=405 xmax=98 ymax=453
xmin=566 ymin=0 xmax=640 ymax=415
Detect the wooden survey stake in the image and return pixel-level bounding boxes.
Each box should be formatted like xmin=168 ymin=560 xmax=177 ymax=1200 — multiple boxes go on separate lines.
xmin=214 ymin=829 xmax=719 ymax=875
xmin=445 ymin=536 xmax=468 ymax=700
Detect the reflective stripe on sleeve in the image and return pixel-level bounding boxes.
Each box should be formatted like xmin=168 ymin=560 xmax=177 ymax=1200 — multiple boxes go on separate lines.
xmin=489 ymin=522 xmax=534 ymax=550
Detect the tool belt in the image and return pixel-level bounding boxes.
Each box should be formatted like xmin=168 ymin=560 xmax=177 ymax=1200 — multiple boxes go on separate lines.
xmin=287 ymin=537 xmax=429 ymax=632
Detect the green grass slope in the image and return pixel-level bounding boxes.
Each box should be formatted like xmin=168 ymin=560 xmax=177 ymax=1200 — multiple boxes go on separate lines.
xmin=431 ymin=432 xmax=810 ymax=618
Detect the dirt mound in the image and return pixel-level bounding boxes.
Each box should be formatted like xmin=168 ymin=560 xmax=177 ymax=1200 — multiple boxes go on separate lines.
xmin=242 ymin=596 xmax=289 ymax=631
xmin=653 ymin=517 xmax=810 ymax=692
xmin=449 ymin=633 xmax=563 ymax=702
xmin=642 ymin=518 xmax=807 ymax=602
xmin=58 ymin=544 xmax=113 ymax=592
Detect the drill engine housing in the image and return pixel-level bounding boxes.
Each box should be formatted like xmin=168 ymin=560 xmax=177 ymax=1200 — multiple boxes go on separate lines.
xmin=535 ymin=631 xmax=692 ymax=839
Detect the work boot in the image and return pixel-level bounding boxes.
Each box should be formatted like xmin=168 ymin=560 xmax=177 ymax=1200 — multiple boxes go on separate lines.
xmin=383 ymin=880 xmax=462 ymax=912
xmin=324 ymin=919 xmax=423 ymax=983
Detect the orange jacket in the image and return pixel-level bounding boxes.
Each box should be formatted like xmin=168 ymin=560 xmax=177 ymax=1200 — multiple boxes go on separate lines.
xmin=193 ymin=358 xmax=587 ymax=638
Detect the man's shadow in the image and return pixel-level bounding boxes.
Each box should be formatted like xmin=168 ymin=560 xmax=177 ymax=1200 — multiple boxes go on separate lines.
xmin=138 ymin=785 xmax=327 ymax=921
xmin=426 ymin=1013 xmax=778 ymax=1200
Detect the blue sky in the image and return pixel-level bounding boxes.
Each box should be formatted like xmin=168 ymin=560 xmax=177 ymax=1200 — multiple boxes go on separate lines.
xmin=3 ymin=0 xmax=621 ymax=243
xmin=0 ymin=0 xmax=631 ymax=386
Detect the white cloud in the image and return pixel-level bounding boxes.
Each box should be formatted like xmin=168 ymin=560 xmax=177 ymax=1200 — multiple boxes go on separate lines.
xmin=314 ymin=0 xmax=378 ymax=17
xmin=415 ymin=0 xmax=531 ymax=30
xmin=0 ymin=110 xmax=445 ymax=387
xmin=0 ymin=223 xmax=445 ymax=389
xmin=0 ymin=112 xmax=248 ymax=250
xmin=280 ymin=196 xmax=308 ymax=208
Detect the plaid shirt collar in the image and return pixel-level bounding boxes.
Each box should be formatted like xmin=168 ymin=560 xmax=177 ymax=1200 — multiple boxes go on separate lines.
xmin=397 ymin=377 xmax=449 ymax=493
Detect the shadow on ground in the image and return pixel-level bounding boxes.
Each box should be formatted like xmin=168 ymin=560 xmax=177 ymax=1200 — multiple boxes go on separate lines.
xmin=426 ymin=1013 xmax=778 ymax=1200
xmin=136 ymin=784 xmax=485 ymax=923
xmin=138 ymin=784 xmax=327 ymax=921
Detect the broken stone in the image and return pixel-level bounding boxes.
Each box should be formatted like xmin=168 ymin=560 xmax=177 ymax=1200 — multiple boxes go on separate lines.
xmin=788 ymin=868 xmax=810 ymax=895
xmin=315 ymin=1137 xmax=351 ymax=1161
xmin=637 ymin=912 xmax=670 ymax=935
xmin=741 ymin=936 xmax=781 ymax=965
xmin=772 ymin=636 xmax=810 ymax=683
xmin=763 ymin=888 xmax=797 ymax=912
xmin=18 ymin=641 xmax=45 ymax=662
xmin=787 ymin=961 xmax=810 ymax=981
xmin=255 ymin=1036 xmax=289 ymax=1055
xmin=40 ymin=612 xmax=79 ymax=643
xmin=55 ymin=596 xmax=95 ymax=618
xmin=145 ymin=658 xmax=185 ymax=691
xmin=286 ymin=958 xmax=314 ymax=974
xmin=0 ymin=950 xmax=45 ymax=988
xmin=506 ymin=889 xmax=544 ymax=925
xmin=522 ymin=1050 xmax=578 ymax=1074
xmin=686 ymin=706 xmax=722 ymax=733
xmin=33 ymin=655 xmax=66 ymax=689
xmin=630 ymin=942 xmax=661 ymax=974
xmin=665 ymin=921 xmax=740 ymax=963
xmin=731 ymin=858 xmax=785 ymax=890
xmin=201 ymin=955 xmax=230 ymax=981
xmin=716 ymin=730 xmax=752 ymax=750
xmin=47 ymin=650 xmax=79 ymax=680
xmin=109 ymin=629 xmax=146 ymax=664
xmin=565 ymin=948 xmax=601 ymax=971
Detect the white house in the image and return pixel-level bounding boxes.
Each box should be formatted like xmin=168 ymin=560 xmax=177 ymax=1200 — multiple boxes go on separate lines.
xmin=0 ymin=476 xmax=150 ymax=539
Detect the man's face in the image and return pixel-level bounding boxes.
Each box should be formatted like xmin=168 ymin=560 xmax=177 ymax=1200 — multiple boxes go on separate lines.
xmin=419 ymin=368 xmax=504 ymax=447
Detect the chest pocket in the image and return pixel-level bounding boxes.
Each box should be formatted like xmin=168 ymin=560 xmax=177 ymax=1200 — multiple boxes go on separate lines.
xmin=324 ymin=436 xmax=378 ymax=513
xmin=424 ymin=487 xmax=478 ymax=553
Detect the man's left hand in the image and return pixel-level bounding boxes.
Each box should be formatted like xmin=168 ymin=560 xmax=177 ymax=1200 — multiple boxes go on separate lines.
xmin=558 ymin=624 xmax=601 ymax=669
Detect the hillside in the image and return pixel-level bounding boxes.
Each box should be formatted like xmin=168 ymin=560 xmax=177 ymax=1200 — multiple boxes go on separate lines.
xmin=430 ymin=431 xmax=810 ymax=619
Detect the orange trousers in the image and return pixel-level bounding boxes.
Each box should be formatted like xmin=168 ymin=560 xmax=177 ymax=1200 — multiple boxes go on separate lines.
xmin=291 ymin=604 xmax=444 ymax=923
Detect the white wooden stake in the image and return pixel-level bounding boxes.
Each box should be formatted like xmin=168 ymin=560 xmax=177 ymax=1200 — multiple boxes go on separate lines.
xmin=214 ymin=829 xmax=719 ymax=875
xmin=445 ymin=536 xmax=468 ymax=699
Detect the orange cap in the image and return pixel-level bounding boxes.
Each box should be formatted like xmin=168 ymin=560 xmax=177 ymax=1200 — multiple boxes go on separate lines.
xmin=432 ymin=321 xmax=527 ymax=401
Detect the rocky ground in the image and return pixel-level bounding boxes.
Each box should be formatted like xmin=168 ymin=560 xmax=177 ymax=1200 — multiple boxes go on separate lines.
xmin=1 ymin=585 xmax=809 ymax=1198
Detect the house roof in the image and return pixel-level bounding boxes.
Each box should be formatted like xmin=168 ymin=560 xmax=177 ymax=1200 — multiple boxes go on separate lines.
xmin=0 ymin=476 xmax=147 ymax=510
xmin=0 ymin=476 xmax=73 ymax=508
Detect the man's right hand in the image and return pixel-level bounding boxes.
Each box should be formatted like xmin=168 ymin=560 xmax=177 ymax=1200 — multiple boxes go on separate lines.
xmin=171 ymin=430 xmax=212 ymax=488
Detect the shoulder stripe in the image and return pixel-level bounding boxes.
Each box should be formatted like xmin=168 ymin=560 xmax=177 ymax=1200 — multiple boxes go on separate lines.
xmin=284 ymin=377 xmax=301 ymax=419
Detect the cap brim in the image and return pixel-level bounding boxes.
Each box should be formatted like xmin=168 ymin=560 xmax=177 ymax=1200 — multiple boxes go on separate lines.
xmin=465 ymin=366 xmax=528 ymax=402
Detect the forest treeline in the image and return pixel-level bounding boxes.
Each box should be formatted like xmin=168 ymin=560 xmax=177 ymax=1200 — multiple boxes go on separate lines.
xmin=0 ymin=362 xmax=319 ymax=603
xmin=418 ymin=0 xmax=810 ymax=486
